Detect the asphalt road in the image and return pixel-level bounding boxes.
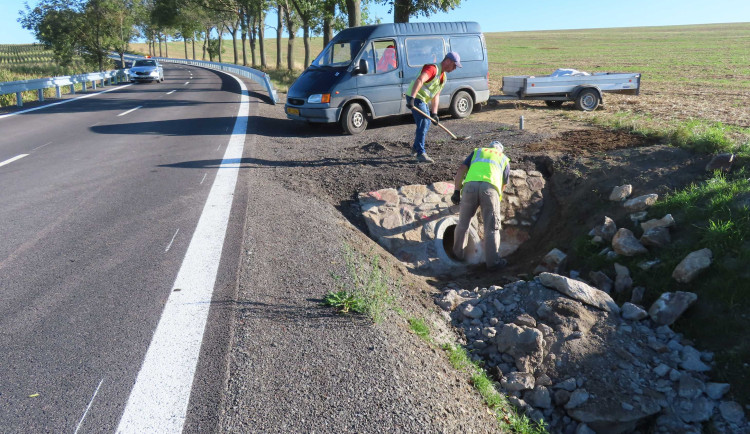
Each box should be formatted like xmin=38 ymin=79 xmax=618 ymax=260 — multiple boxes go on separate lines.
xmin=0 ymin=64 xmax=251 ymax=433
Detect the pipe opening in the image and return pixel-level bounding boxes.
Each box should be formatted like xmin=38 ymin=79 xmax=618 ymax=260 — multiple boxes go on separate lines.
xmin=442 ymin=224 xmax=459 ymax=261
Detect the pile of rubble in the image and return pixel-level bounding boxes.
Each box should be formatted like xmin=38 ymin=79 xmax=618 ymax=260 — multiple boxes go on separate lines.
xmin=435 ymin=175 xmax=747 ymax=433
xmin=437 ymin=274 xmax=746 ymax=433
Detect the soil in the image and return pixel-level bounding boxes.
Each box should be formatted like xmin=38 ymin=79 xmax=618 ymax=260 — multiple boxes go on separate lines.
xmin=263 ymin=96 xmax=711 ymax=288
xmin=225 ymin=87 xmax=719 ymax=431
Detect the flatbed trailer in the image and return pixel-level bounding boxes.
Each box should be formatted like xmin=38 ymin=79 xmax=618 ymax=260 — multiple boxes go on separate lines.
xmin=490 ymin=72 xmax=641 ymax=111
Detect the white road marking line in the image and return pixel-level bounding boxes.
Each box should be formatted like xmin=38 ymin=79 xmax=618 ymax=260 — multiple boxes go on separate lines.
xmin=74 ymin=378 xmax=104 ymax=434
xmin=0 ymin=84 xmax=133 ymax=120
xmin=200 ymin=173 xmax=207 ymax=185
xmin=184 ymin=81 xmax=190 ymax=85
xmin=117 ymin=71 xmax=249 ymax=433
xmin=166 ymin=90 xmax=176 ymax=95
xmin=165 ymin=229 xmax=180 ymax=252
xmin=0 ymin=154 xmax=29 ymax=168
xmin=32 ymin=142 xmax=53 ymax=151
xmin=117 ymin=106 xmax=143 ymax=117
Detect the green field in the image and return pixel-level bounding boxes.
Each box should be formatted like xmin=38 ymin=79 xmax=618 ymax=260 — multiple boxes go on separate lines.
xmin=4 ymin=22 xmax=750 ymax=141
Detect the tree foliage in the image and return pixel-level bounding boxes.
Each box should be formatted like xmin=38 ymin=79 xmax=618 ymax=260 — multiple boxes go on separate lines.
xmin=379 ymin=0 xmax=463 ymax=23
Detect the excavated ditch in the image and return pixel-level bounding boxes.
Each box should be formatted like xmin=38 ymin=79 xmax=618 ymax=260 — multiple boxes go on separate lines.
xmin=352 ymin=134 xmax=750 ymax=432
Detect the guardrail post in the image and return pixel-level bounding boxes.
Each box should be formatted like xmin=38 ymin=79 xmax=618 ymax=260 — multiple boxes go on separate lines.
xmin=92 ymin=80 xmax=97 ymax=90
xmin=38 ymin=89 xmax=44 ymax=102
xmin=83 ymin=81 xmax=87 ymax=92
xmin=56 ymin=86 xmax=62 ymax=99
xmin=16 ymin=92 xmax=23 ymax=107
xmin=70 ymin=84 xmax=75 ymax=94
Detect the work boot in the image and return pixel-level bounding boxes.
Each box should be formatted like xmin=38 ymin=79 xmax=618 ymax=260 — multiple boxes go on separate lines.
xmin=416 ymin=153 xmax=434 ymax=163
xmin=487 ymin=258 xmax=508 ymax=271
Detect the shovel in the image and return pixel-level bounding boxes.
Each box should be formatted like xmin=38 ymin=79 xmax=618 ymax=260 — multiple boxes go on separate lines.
xmin=411 ymin=106 xmax=472 ymax=141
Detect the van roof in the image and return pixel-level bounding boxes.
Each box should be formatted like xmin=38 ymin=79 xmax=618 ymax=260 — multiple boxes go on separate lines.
xmin=335 ymin=21 xmax=482 ymax=40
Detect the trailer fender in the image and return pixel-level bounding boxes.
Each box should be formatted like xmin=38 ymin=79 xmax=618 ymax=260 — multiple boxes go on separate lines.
xmin=571 ymin=85 xmax=602 ymax=101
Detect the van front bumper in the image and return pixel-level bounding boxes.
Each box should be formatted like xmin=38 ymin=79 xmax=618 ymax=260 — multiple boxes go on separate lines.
xmin=285 ymin=105 xmax=340 ymax=123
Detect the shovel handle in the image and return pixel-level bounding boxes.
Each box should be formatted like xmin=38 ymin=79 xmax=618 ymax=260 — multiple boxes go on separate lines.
xmin=411 ymin=105 xmax=458 ymax=140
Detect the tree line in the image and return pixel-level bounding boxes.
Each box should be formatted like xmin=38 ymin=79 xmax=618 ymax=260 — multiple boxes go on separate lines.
xmin=19 ymin=0 xmax=464 ymax=71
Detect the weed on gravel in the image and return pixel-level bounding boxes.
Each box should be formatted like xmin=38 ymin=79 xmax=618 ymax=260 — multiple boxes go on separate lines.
xmin=444 ymin=344 xmax=548 ymax=434
xmin=324 ymin=245 xmax=398 ymax=323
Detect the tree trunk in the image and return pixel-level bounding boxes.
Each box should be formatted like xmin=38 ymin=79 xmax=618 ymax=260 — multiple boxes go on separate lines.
xmin=283 ymin=3 xmax=295 ymax=70
xmin=345 ymin=0 xmax=360 ymax=27
xmin=394 ymin=0 xmax=410 ymax=23
xmin=323 ymin=0 xmax=335 ymax=46
xmin=240 ymin=9 xmax=248 ymax=66
xmin=218 ymin=32 xmax=223 ymax=63
xmin=303 ymin=24 xmax=310 ymax=68
xmin=258 ymin=7 xmax=266 ymax=68
xmin=184 ymin=36 xmax=188 ymax=59
xmin=276 ymin=3 xmax=282 ymax=69
xmin=192 ymin=32 xmax=196 ymax=60
xmin=231 ymin=26 xmax=238 ymax=64
xmin=165 ymin=34 xmax=169 ymax=57
xmin=249 ymin=13 xmax=256 ymax=67
xmin=158 ymin=34 xmax=163 ymax=57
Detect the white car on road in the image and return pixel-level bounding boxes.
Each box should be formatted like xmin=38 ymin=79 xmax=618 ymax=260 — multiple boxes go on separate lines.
xmin=130 ymin=59 xmax=164 ymax=83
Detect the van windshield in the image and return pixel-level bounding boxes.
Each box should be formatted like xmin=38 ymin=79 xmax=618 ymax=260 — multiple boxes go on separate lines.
xmin=312 ymin=39 xmax=363 ymax=68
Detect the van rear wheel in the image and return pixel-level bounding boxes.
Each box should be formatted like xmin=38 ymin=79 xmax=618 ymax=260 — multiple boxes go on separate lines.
xmin=450 ymin=91 xmax=473 ymax=119
xmin=341 ymin=102 xmax=368 ymax=135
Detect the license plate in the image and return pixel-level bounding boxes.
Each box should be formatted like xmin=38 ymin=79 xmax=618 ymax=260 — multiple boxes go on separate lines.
xmin=286 ymin=107 xmax=300 ymax=116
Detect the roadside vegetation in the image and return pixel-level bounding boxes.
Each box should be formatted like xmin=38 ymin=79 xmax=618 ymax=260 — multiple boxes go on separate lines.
xmin=406 ymin=315 xmax=548 ymax=433
xmin=0 ymin=44 xmax=91 ymax=107
xmin=323 ymin=245 xmax=397 ymax=324
xmin=573 ymin=167 xmax=750 ymax=405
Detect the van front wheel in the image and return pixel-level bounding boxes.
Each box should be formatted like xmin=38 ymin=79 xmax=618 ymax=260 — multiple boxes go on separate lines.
xmin=341 ymin=102 xmax=368 ymax=135
xmin=450 ymin=91 xmax=473 ymax=119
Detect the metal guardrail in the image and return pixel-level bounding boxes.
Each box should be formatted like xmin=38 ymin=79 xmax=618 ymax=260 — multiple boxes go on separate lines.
xmin=0 ymin=70 xmax=131 ymax=107
xmin=139 ymin=56 xmax=278 ymax=104
xmin=0 ymin=55 xmax=278 ymax=108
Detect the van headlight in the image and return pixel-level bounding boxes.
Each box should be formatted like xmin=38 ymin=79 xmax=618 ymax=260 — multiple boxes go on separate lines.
xmin=307 ymin=94 xmax=330 ymax=104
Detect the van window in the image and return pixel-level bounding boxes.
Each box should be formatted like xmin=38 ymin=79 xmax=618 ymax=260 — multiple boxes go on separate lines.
xmin=374 ymin=40 xmax=398 ymax=73
xmin=405 ymin=37 xmax=445 ymax=67
xmin=313 ymin=39 xmax=364 ymax=67
xmin=449 ymin=36 xmax=484 ymax=62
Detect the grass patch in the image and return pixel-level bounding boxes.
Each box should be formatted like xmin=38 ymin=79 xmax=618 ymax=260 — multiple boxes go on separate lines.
xmin=443 ymin=344 xmax=548 ymax=434
xmin=407 ymin=317 xmax=431 ymax=342
xmin=571 ymin=168 xmax=750 ymax=406
xmin=324 ymin=245 xmax=397 ymax=323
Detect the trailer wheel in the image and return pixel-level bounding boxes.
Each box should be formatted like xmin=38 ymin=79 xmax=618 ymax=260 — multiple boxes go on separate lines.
xmin=450 ymin=91 xmax=473 ymax=119
xmin=545 ymin=100 xmax=564 ymax=108
xmin=341 ymin=102 xmax=368 ymax=135
xmin=574 ymin=89 xmax=600 ymax=111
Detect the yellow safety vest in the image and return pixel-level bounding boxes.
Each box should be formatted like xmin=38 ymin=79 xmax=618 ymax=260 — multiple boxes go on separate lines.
xmin=407 ymin=64 xmax=446 ymax=103
xmin=463 ymin=148 xmax=511 ymax=198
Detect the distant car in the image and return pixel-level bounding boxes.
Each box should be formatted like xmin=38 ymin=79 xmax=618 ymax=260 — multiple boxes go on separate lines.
xmin=130 ymin=59 xmax=164 ymax=83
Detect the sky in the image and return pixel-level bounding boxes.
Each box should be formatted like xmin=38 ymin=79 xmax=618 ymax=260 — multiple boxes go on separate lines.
xmin=2 ymin=0 xmax=750 ymax=44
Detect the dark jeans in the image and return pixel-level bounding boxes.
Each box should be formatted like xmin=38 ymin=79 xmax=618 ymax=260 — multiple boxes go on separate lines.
xmin=407 ymin=97 xmax=431 ymax=155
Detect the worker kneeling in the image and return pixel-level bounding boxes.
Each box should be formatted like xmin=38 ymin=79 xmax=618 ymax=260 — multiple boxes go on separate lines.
xmin=451 ymin=141 xmax=510 ymax=270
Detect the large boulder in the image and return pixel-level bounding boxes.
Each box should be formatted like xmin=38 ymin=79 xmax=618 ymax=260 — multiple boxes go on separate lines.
xmin=640 ymin=226 xmax=671 ymax=248
xmin=589 ymin=216 xmax=617 ymax=242
xmin=648 ymin=291 xmax=698 ymax=326
xmin=672 ymin=248 xmax=713 ymax=283
xmin=623 ymin=193 xmax=658 ymax=212
xmin=612 ymin=228 xmax=648 ymax=256
xmin=609 ymin=184 xmax=632 ymax=201
xmin=538 ymin=273 xmax=619 ymax=313
xmin=641 ymin=214 xmax=675 ymax=232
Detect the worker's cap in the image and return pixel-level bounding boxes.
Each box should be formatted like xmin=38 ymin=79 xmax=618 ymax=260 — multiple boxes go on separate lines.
xmin=489 ymin=140 xmax=504 ymax=152
xmin=445 ymin=51 xmax=462 ymax=68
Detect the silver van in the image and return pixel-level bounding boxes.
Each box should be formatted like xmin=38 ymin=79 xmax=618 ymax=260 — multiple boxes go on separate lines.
xmin=285 ymin=22 xmax=490 ymax=134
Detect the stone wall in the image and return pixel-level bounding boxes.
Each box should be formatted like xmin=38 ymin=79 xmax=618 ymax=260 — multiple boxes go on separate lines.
xmin=358 ymin=169 xmax=546 ymax=273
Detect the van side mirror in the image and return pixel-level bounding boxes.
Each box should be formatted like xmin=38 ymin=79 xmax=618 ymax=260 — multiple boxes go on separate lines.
xmin=354 ymin=58 xmax=368 ymax=75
